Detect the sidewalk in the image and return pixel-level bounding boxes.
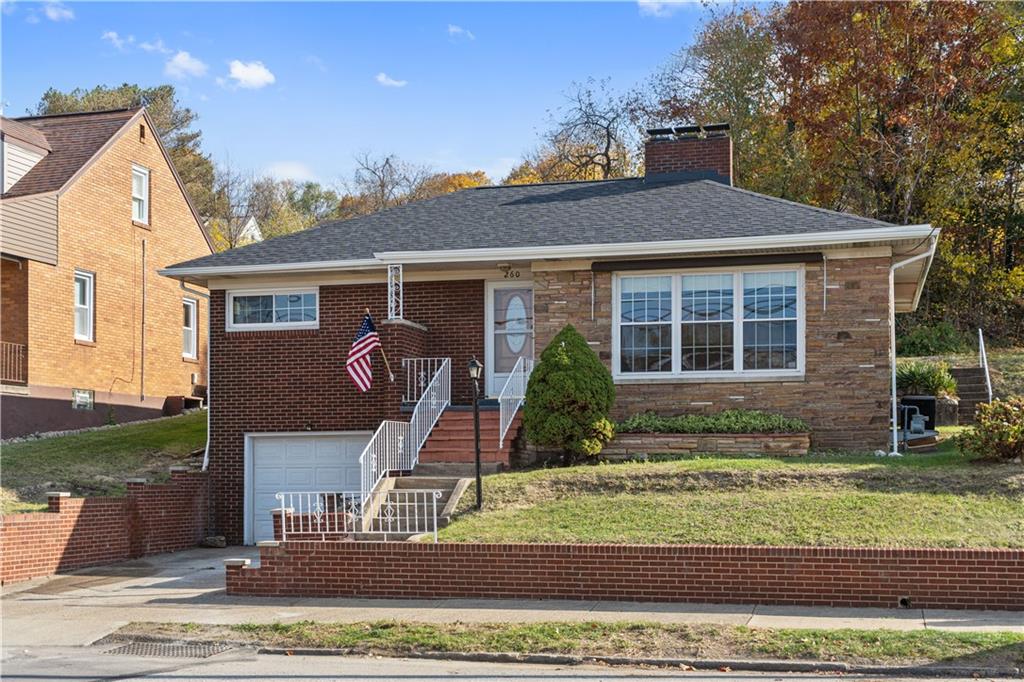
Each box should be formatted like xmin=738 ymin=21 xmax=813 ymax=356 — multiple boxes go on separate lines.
xmin=2 ymin=547 xmax=1021 ymax=649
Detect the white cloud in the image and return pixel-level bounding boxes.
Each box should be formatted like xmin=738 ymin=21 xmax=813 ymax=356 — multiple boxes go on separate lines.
xmin=164 ymin=50 xmax=208 ymax=79
xmin=227 ymin=60 xmax=276 ymax=89
xmin=637 ymin=0 xmax=682 ymax=18
xmin=101 ymin=31 xmax=133 ymax=50
xmin=304 ymin=54 xmax=327 ymax=73
xmin=447 ymin=24 xmax=475 ymax=40
xmin=265 ymin=161 xmax=316 ymax=183
xmin=43 ymin=1 xmax=73 ymax=21
xmin=375 ymin=72 xmax=407 ymax=88
xmin=139 ymin=38 xmax=171 ymax=54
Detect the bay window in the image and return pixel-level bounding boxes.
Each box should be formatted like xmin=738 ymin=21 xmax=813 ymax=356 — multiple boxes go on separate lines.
xmin=614 ymin=267 xmax=803 ymax=379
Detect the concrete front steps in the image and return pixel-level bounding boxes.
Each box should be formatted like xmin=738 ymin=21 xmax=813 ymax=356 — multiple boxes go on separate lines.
xmin=949 ymin=367 xmax=991 ymax=423
xmin=417 ymin=405 xmax=521 ymax=469
xmin=356 ymin=475 xmax=470 ymax=541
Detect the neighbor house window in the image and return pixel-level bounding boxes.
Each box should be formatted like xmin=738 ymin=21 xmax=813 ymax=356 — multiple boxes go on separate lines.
xmin=131 ymin=164 xmax=149 ymax=223
xmin=182 ymin=298 xmax=198 ymax=359
xmin=226 ymin=289 xmax=319 ymax=331
xmin=614 ymin=267 xmax=804 ymax=379
xmin=73 ymin=270 xmax=94 ymax=341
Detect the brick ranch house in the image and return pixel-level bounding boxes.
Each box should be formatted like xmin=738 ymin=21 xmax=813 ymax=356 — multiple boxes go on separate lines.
xmin=0 ymin=108 xmax=213 ymax=438
xmin=163 ymin=125 xmax=937 ymax=545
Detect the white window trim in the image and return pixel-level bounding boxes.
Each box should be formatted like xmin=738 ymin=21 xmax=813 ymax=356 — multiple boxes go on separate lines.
xmin=73 ymin=270 xmax=95 ymax=342
xmin=226 ymin=287 xmax=320 ymax=331
xmin=611 ymin=264 xmax=806 ymax=383
xmin=132 ymin=164 xmax=150 ymax=224
xmin=182 ymin=298 xmax=198 ymax=359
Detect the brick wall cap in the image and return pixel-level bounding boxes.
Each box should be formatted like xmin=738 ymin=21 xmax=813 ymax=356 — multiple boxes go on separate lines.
xmin=271 ymin=507 xmax=294 ymax=514
xmin=125 ymin=478 xmax=148 ymax=484
xmin=256 ymin=540 xmax=281 ymax=547
xmin=168 ymin=465 xmax=191 ymax=472
xmin=380 ymin=318 xmax=429 ymax=333
xmin=223 ymin=558 xmax=251 ymax=567
xmin=46 ymin=492 xmax=72 ymax=498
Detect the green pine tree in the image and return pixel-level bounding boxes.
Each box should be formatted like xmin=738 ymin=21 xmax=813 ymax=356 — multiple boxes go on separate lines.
xmin=523 ymin=324 xmax=615 ymax=462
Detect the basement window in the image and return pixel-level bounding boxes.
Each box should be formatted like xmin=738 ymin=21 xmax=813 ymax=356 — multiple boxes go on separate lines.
xmin=227 ymin=289 xmax=319 ymax=331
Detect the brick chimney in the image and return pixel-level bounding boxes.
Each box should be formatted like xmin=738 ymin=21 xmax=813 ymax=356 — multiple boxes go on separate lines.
xmin=644 ymin=123 xmax=733 ymax=186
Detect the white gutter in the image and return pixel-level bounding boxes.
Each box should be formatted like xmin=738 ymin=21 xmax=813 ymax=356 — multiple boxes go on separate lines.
xmin=888 ymin=236 xmax=937 ymax=456
xmin=376 ymin=225 xmax=935 ymax=264
xmin=159 ymin=224 xmax=935 ymax=280
xmin=179 ymin=280 xmax=213 ymax=471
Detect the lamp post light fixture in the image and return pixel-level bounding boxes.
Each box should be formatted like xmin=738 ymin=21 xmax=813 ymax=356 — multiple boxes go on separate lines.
xmin=467 ymin=356 xmax=484 ymax=511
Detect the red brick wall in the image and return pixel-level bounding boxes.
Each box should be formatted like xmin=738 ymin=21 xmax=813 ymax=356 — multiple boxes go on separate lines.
xmin=644 ymin=135 xmax=732 ymax=183
xmin=0 ymin=469 xmax=208 ymax=584
xmin=207 ymin=279 xmax=484 ymax=543
xmin=228 ymin=541 xmax=1024 ymax=610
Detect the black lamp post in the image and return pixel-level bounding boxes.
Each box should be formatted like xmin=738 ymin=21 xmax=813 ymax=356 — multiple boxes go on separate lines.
xmin=467 ymin=356 xmax=484 ymax=511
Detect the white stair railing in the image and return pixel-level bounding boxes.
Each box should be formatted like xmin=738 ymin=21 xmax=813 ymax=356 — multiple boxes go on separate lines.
xmin=275 ymin=489 xmax=443 ymax=542
xmin=402 ymin=357 xmax=448 ymax=403
xmin=357 ymin=358 xmax=451 ymax=507
xmin=498 ymin=356 xmax=533 ymax=449
xmin=978 ymin=328 xmax=993 ymax=403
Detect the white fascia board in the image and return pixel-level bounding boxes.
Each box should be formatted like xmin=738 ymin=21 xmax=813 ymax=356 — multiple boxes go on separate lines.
xmin=158 ymin=258 xmax=381 ymax=279
xmin=374 ymin=224 xmax=936 ymax=264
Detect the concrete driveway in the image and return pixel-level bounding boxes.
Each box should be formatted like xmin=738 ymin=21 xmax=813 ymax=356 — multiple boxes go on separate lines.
xmin=3 ymin=546 xmax=1022 ymax=651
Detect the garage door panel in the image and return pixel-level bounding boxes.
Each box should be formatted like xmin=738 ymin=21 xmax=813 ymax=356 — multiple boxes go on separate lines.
xmin=248 ymin=433 xmax=370 ymax=543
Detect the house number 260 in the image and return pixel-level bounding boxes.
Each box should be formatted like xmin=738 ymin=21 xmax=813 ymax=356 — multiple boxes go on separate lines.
xmin=504 ymin=269 xmax=522 ymax=279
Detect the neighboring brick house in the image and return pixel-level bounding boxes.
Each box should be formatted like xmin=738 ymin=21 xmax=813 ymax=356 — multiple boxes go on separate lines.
xmin=0 ymin=108 xmax=213 ymax=438
xmin=163 ymin=124 xmax=938 ymax=545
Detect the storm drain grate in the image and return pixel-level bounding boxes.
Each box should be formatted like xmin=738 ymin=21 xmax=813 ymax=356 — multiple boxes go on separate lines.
xmin=104 ymin=641 xmax=233 ymax=659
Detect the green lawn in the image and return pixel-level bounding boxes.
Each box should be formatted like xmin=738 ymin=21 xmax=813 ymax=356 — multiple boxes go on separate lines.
xmin=0 ymin=412 xmax=206 ymax=513
xmin=121 ymin=621 xmax=1024 ymax=667
xmin=439 ymin=433 xmax=1024 ymax=547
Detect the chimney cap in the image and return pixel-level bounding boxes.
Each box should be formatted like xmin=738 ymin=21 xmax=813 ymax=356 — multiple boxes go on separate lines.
xmin=647 ymin=123 xmax=730 ymax=139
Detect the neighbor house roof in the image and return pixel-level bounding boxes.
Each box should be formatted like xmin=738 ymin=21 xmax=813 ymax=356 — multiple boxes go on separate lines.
xmin=0 ymin=117 xmax=52 ymax=151
xmin=166 ymin=176 xmax=928 ymax=274
xmin=2 ymin=108 xmax=140 ymax=199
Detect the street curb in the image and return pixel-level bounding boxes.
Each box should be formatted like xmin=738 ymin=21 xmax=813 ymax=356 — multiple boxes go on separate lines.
xmin=257 ymin=647 xmax=1024 ymax=678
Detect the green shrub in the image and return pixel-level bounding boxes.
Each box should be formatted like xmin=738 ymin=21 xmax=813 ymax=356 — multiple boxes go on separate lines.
xmin=896 ymin=321 xmax=971 ymax=356
xmin=617 ymin=409 xmax=809 ymax=434
xmin=523 ymin=324 xmax=615 ymax=461
xmin=956 ymin=398 xmax=1024 ymax=462
xmin=895 ymin=360 xmax=957 ymax=397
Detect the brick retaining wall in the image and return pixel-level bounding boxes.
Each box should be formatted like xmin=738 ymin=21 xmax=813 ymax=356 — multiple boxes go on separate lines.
xmin=0 ymin=468 xmax=208 ymax=584
xmin=602 ymin=432 xmax=811 ymax=457
xmin=227 ymin=541 xmax=1024 ymax=610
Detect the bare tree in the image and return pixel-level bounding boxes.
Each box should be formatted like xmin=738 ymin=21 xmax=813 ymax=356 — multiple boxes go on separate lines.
xmin=207 ymin=161 xmax=261 ymax=251
xmin=348 ymin=152 xmax=433 ymax=213
xmin=545 ymin=78 xmax=636 ymax=180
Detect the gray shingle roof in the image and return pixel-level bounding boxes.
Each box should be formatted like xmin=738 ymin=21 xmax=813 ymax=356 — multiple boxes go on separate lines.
xmin=167 ymin=177 xmax=899 ymax=271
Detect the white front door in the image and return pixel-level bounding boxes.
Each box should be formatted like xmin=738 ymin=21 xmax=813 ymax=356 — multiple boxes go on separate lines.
xmin=485 ymin=282 xmax=534 ymax=396
xmin=245 ymin=432 xmax=370 ymax=544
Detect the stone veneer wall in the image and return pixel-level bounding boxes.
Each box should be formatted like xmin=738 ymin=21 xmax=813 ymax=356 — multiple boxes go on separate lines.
xmin=531 ymin=257 xmax=892 ymax=449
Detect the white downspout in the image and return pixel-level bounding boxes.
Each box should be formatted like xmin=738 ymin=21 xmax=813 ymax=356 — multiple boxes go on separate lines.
xmin=888 ymin=237 xmax=937 ymax=455
xmin=179 ymin=280 xmax=212 ymax=470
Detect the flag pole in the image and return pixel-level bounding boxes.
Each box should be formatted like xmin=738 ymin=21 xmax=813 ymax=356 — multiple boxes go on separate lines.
xmin=366 ymin=308 xmax=396 ymax=382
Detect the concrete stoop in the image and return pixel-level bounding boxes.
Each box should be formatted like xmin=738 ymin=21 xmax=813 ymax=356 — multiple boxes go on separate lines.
xmin=355 ymin=475 xmax=471 ymax=541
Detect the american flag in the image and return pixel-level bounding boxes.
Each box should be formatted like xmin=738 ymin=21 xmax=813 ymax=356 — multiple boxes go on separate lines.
xmin=346 ymin=313 xmax=381 ymax=392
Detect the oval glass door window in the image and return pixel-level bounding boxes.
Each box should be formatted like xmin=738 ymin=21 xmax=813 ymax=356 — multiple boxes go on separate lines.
xmin=505 ymin=294 xmax=527 ymax=353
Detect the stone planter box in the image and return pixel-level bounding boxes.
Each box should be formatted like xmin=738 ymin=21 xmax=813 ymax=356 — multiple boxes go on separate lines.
xmin=602 ymin=431 xmax=811 ymax=457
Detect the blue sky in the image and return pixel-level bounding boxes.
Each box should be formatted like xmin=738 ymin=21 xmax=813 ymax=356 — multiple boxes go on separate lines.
xmin=2 ymin=1 xmax=705 ymax=184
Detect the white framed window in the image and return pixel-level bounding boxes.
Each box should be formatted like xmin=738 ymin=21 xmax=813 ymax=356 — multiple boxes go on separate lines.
xmin=182 ymin=298 xmax=198 ymax=359
xmin=131 ymin=164 xmax=149 ymax=223
xmin=612 ymin=265 xmax=805 ymax=381
xmin=73 ymin=270 xmax=94 ymax=341
xmin=226 ymin=288 xmax=319 ymax=331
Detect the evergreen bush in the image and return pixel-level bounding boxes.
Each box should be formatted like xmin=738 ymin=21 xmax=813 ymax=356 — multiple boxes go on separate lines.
xmin=523 ymin=324 xmax=615 ymax=462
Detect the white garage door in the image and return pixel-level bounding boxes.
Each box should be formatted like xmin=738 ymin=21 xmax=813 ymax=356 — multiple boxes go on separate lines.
xmin=246 ymin=432 xmax=370 ymax=544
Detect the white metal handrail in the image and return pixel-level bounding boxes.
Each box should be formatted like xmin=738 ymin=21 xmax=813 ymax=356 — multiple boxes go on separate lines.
xmin=275 ymin=489 xmax=443 ymax=542
xmin=498 ymin=356 xmax=533 ymax=449
xmin=978 ymin=328 xmax=993 ymax=403
xmin=358 ymin=420 xmax=409 ymax=503
xmin=402 ymin=357 xmax=448 ymax=403
xmin=406 ymin=358 xmax=451 ymax=465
